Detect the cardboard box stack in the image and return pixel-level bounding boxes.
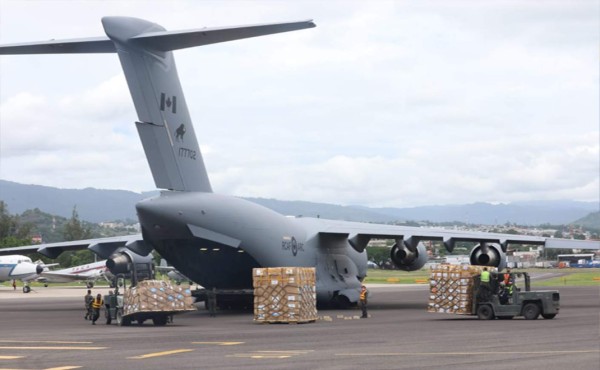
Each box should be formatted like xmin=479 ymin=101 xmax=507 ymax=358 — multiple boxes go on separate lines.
xmin=253 ymin=267 xmax=318 ymax=323
xmin=123 ymin=280 xmax=196 ymax=316
xmin=427 ymin=264 xmax=496 ymax=315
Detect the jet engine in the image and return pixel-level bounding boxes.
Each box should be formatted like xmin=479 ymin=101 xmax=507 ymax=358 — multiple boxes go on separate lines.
xmin=469 ymin=243 xmax=507 ymax=271
xmin=390 ymin=240 xmax=428 ymax=271
xmin=106 ymin=249 xmax=153 ymax=275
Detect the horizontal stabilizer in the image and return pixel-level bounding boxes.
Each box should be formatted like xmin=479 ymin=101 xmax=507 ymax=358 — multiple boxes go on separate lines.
xmin=0 ymin=19 xmax=315 ymax=55
xmin=0 ymin=37 xmax=115 ymax=54
xmin=132 ymin=20 xmax=316 ymax=51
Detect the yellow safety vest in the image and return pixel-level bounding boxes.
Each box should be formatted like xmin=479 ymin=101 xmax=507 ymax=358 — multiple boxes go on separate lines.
xmin=481 ymin=271 xmax=490 ymax=283
xmin=359 ymin=290 xmax=367 ymax=301
xmin=91 ymin=298 xmax=103 ymax=309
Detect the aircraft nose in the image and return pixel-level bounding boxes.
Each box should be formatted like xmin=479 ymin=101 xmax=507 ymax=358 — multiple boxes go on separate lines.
xmin=11 ymin=262 xmax=38 ymax=278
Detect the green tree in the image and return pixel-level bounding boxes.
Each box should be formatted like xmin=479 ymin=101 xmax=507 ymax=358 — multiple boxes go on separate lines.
xmin=366 ymin=246 xmax=391 ymax=267
xmin=57 ymin=206 xmax=94 ymax=267
xmin=63 ymin=206 xmax=91 ymax=241
xmin=0 ymin=201 xmax=33 ymax=248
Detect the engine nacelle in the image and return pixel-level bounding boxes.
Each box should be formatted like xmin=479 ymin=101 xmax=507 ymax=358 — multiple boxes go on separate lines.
xmin=390 ymin=240 xmax=428 ymax=271
xmin=106 ymin=249 xmax=153 ymax=275
xmin=469 ymin=243 xmax=507 ymax=271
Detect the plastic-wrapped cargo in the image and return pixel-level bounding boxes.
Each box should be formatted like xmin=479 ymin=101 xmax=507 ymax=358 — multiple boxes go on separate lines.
xmin=253 ymin=267 xmax=317 ymax=323
xmin=427 ymin=264 xmax=496 ymax=315
xmin=123 ymin=280 xmax=196 ymax=316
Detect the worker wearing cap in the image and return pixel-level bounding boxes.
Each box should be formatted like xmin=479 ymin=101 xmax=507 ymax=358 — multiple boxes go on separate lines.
xmin=359 ymin=285 xmax=369 ymax=318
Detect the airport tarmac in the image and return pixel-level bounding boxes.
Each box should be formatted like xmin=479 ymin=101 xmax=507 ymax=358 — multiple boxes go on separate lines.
xmin=0 ymin=284 xmax=598 ymax=370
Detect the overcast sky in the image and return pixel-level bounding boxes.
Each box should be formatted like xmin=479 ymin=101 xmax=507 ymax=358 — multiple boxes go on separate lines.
xmin=0 ymin=0 xmax=598 ymax=209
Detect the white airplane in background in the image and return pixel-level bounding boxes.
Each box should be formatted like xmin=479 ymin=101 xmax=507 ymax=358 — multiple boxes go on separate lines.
xmin=37 ymin=260 xmax=113 ymax=288
xmin=157 ymin=259 xmax=193 ymax=284
xmin=0 ymin=254 xmax=48 ymax=293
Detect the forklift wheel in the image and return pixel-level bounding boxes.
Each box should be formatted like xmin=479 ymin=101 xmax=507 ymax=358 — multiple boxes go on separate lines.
xmin=541 ymin=313 xmax=556 ymax=319
xmin=523 ymin=303 xmax=540 ymax=320
xmin=477 ymin=305 xmax=495 ymax=320
xmin=116 ymin=310 xmax=130 ymax=326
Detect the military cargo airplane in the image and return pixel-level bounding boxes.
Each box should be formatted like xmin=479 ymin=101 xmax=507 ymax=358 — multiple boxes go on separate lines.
xmin=0 ymin=17 xmax=598 ymax=305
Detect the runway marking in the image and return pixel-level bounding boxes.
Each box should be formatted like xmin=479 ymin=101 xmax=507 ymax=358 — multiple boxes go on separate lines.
xmin=0 ymin=367 xmax=81 ymax=370
xmin=0 ymin=346 xmax=106 ymax=350
xmin=128 ymin=349 xmax=194 ymax=359
xmin=336 ymin=349 xmax=600 ymax=356
xmin=191 ymin=341 xmax=244 ymax=346
xmin=0 ymin=341 xmax=93 ymax=345
xmin=0 ymin=355 xmax=24 ymax=359
xmin=228 ymin=350 xmax=313 ymax=359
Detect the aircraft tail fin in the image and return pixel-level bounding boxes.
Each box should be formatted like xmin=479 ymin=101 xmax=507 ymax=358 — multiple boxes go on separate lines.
xmin=0 ymin=17 xmax=315 ymax=192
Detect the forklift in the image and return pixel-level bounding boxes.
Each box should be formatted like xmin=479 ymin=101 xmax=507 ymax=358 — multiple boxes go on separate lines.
xmin=103 ymin=260 xmax=174 ymax=326
xmin=473 ymin=272 xmax=560 ymax=320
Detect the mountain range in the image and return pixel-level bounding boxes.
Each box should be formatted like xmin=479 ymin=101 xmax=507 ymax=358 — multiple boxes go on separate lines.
xmin=1 ymin=179 xmax=598 ymax=226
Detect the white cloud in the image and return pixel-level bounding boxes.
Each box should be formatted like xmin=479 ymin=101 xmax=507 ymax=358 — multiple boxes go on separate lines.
xmin=0 ymin=0 xmax=597 ymax=207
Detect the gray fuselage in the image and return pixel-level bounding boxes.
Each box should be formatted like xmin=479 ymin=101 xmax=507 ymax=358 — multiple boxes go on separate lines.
xmin=136 ymin=192 xmax=368 ymax=303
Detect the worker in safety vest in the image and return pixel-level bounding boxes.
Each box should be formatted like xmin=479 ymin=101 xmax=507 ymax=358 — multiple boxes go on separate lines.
xmin=359 ymin=285 xmax=369 ymax=318
xmin=91 ymin=293 xmax=104 ymax=325
xmin=480 ymin=267 xmax=491 ymax=301
xmin=503 ymin=269 xmax=512 ymax=285
xmin=504 ymin=269 xmax=515 ymax=298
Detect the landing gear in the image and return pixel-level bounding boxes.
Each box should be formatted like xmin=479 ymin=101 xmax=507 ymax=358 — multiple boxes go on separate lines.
xmin=22 ymin=285 xmax=31 ymax=293
xmin=86 ymin=282 xmax=94 ymax=289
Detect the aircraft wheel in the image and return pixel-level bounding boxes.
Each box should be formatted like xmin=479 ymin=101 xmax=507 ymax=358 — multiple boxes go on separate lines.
xmin=477 ymin=304 xmax=495 ymax=320
xmin=86 ymin=282 xmax=94 ymax=289
xmin=523 ymin=303 xmax=540 ymax=320
xmin=23 ymin=286 xmax=31 ymax=293
xmin=542 ymin=313 xmax=556 ymax=319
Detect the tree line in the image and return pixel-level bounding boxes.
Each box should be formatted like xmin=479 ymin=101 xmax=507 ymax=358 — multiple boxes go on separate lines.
xmin=1 ymin=201 xmax=95 ymax=267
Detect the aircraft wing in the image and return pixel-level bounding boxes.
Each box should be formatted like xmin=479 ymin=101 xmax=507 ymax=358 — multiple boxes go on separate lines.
xmin=38 ymin=271 xmax=99 ymax=283
xmin=0 ymin=234 xmax=149 ymax=259
xmin=304 ymin=218 xmax=600 ymax=252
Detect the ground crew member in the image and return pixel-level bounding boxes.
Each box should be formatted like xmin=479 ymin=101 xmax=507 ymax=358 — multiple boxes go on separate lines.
xmin=359 ymin=285 xmax=369 ymax=318
xmin=480 ymin=267 xmax=491 ymax=301
xmin=91 ymin=293 xmax=103 ymax=325
xmin=12 ymin=280 xmax=16 ymax=291
xmin=84 ymin=289 xmax=93 ymax=320
xmin=503 ymin=269 xmax=512 ymax=285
